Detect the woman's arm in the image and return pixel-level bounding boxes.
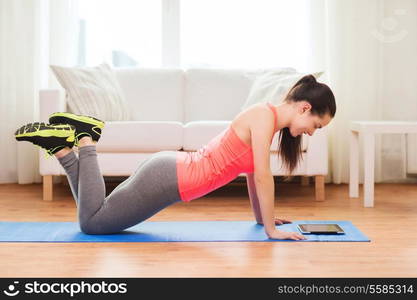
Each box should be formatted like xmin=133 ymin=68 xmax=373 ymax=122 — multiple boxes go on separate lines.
xmin=253 ymin=173 xmax=277 ymax=235
xmin=246 ymin=173 xmax=305 ymax=240
xmin=248 ymin=106 xmax=279 ymax=236
xmin=246 ymin=172 xmax=263 ymax=224
xmin=247 ymin=173 xmax=292 ymax=226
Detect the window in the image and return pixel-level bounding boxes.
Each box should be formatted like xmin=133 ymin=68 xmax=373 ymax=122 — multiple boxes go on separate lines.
xmin=180 ymin=0 xmax=310 ymax=70
xmin=77 ymin=0 xmax=310 ymax=70
xmin=78 ymin=0 xmax=161 ymax=67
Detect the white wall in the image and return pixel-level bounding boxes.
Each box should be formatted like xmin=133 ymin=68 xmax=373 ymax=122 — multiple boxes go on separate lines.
xmin=379 ymin=0 xmax=417 ymax=181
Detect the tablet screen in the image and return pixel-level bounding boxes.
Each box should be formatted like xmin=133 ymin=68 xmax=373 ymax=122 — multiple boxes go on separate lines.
xmin=298 ymin=224 xmax=343 ymax=233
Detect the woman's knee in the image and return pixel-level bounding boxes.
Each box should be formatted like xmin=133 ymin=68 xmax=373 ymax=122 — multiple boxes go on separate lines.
xmin=79 ymin=221 xmax=98 ymax=235
xmin=79 ymin=219 xmax=112 ymax=235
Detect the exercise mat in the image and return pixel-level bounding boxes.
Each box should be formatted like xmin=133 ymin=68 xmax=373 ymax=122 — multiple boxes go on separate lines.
xmin=0 ymin=220 xmax=370 ymax=242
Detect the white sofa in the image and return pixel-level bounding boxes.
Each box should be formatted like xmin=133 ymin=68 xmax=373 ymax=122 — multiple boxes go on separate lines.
xmin=39 ymin=67 xmax=328 ymax=201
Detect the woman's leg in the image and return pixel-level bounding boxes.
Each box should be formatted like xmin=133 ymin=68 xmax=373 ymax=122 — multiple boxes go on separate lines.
xmin=74 ymin=138 xmax=181 ymax=235
xmin=55 ymin=146 xmax=146 ymax=208
xmin=56 ymin=149 xmax=80 ymax=207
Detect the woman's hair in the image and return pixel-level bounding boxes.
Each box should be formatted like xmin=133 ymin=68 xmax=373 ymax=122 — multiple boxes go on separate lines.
xmin=277 ymin=74 xmax=336 ymax=182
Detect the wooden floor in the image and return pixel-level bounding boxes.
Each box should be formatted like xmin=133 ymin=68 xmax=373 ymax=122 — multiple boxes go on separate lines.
xmin=0 ymin=179 xmax=416 ymax=277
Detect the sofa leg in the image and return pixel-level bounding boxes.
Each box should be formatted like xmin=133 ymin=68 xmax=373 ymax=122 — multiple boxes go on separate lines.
xmin=43 ymin=175 xmax=53 ymax=201
xmin=315 ymin=175 xmax=325 ymax=201
xmin=301 ymin=176 xmax=309 ymax=186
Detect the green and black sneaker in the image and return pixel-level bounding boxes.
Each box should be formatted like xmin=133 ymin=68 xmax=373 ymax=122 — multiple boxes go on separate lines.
xmin=48 ymin=112 xmax=105 ymax=147
xmin=14 ymin=122 xmax=76 ymax=158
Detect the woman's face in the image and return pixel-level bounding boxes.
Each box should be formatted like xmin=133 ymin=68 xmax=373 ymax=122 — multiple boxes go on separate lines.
xmin=289 ymin=101 xmax=332 ymax=137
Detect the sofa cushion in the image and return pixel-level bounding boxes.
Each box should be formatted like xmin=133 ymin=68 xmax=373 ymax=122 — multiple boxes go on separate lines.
xmin=96 ymin=121 xmax=183 ymax=152
xmin=183 ymin=68 xmax=299 ymax=123
xmin=242 ymin=69 xmax=297 ymax=110
xmin=183 ymin=68 xmax=254 ymax=122
xmin=241 ymin=70 xmax=324 ymax=110
xmin=50 ymin=63 xmax=131 ymax=121
xmin=114 ymin=68 xmax=184 ymax=122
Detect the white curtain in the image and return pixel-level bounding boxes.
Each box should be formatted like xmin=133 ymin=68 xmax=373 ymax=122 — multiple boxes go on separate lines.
xmin=0 ymin=0 xmax=78 ymax=184
xmin=310 ymin=0 xmax=417 ymax=184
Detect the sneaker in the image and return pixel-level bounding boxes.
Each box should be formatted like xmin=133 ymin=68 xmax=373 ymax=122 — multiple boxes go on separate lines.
xmin=48 ymin=112 xmax=105 ymax=146
xmin=14 ymin=122 xmax=76 ymax=158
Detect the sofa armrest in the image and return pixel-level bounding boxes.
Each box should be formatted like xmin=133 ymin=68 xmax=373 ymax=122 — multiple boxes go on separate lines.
xmin=304 ymin=127 xmax=329 ymax=175
xmin=39 ymin=89 xmax=67 ymax=122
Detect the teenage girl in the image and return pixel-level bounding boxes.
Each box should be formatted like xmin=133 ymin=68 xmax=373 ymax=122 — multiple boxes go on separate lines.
xmin=14 ymin=74 xmax=336 ymax=240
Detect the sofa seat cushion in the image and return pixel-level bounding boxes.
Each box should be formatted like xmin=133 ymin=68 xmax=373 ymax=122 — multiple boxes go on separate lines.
xmin=96 ymin=121 xmax=183 ymax=152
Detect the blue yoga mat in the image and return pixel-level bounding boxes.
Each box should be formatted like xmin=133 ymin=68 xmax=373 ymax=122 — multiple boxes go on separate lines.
xmin=0 ymin=220 xmax=369 ymax=242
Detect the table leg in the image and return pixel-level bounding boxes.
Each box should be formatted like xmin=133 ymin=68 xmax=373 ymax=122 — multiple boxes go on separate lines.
xmin=363 ymin=132 xmax=375 ymax=207
xmin=349 ymin=130 xmax=359 ymax=198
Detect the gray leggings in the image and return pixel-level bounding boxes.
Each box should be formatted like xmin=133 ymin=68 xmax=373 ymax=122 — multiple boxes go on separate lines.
xmin=57 ymin=145 xmax=182 ymax=234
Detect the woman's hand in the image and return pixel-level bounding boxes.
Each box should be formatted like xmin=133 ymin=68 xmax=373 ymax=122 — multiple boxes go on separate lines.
xmin=257 ymin=218 xmax=292 ymax=226
xmin=267 ymin=229 xmax=307 ymax=240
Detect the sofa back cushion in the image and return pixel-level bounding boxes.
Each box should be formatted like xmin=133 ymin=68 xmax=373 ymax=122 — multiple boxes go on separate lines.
xmin=183 ymin=68 xmax=254 ymax=122
xmin=114 ymin=68 xmax=184 ymax=122
xmin=113 ymin=67 xmax=299 ymax=124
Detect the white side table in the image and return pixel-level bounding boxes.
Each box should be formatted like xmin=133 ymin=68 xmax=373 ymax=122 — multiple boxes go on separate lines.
xmin=349 ymin=121 xmax=417 ymax=207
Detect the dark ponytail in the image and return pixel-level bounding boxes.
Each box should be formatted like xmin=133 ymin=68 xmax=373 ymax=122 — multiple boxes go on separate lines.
xmin=278 ymin=74 xmax=336 ymax=181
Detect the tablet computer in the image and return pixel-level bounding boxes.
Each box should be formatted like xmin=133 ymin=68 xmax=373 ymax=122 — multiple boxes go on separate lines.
xmin=297 ymin=224 xmax=345 ymax=234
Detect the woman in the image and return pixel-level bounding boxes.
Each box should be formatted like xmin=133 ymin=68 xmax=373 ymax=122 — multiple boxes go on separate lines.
xmin=14 ymin=74 xmax=336 ymax=240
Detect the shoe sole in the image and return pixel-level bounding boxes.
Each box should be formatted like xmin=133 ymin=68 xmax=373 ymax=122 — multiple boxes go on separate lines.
xmin=49 ymin=113 xmax=105 ymax=145
xmin=15 ymin=122 xmax=75 ymax=143
xmin=49 ymin=112 xmax=105 ymax=129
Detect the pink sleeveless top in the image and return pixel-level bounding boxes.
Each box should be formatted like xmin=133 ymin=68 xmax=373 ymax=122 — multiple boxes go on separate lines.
xmin=176 ymin=102 xmax=277 ymax=202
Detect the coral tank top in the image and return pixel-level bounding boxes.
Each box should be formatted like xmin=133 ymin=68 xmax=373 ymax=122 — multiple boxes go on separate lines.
xmin=176 ymin=102 xmax=277 ymax=202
